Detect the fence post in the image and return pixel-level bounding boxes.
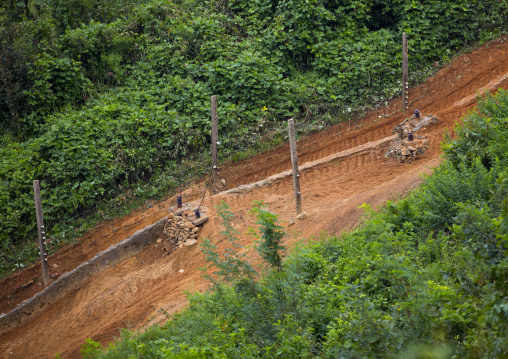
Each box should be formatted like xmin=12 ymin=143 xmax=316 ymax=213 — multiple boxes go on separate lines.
xmin=33 ymin=180 xmax=49 ymax=285
xmin=288 ymin=119 xmax=302 ymax=215
xmin=211 ymin=95 xmax=219 ymax=190
xmin=402 ymin=32 xmax=409 ymax=112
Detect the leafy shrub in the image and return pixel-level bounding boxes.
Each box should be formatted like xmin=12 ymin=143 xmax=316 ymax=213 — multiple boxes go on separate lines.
xmin=312 ymin=29 xmax=401 ymax=102
xmin=250 ymin=203 xmax=286 ymax=271
xmin=0 ymin=25 xmax=31 ymax=132
xmin=27 ymin=53 xmax=91 ymax=119
xmin=443 ymin=89 xmax=508 ymax=170
xmin=385 ymin=158 xmax=493 ymax=237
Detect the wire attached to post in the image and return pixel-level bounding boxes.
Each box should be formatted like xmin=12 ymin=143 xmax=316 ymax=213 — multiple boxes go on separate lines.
xmin=197 ymin=167 xmax=213 ymax=214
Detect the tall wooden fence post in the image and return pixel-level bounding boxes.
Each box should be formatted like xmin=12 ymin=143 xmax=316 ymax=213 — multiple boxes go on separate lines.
xmin=211 ymin=95 xmax=219 ymax=190
xmin=288 ymin=119 xmax=302 ymax=215
xmin=402 ymin=32 xmax=409 ymax=113
xmin=33 ymin=180 xmax=49 ymax=285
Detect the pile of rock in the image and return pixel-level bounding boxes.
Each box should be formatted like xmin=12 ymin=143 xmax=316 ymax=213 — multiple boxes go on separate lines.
xmin=385 ymin=113 xmax=438 ymax=163
xmin=386 ymin=138 xmax=429 ymax=163
xmin=159 ymin=205 xmax=208 ymax=253
xmin=392 ymin=114 xmax=439 ymax=140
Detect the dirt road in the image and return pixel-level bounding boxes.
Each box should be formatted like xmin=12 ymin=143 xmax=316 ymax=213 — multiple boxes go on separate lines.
xmin=2 ymin=39 xmax=508 ymax=358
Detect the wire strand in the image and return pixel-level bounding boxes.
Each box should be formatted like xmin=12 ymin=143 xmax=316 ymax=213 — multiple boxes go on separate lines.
xmin=197 ymin=167 xmax=213 ymax=211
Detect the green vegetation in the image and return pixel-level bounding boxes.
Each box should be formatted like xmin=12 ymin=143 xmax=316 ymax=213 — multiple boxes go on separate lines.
xmin=82 ymin=90 xmax=508 ymax=358
xmin=1 ymin=0 xmax=507 ymax=275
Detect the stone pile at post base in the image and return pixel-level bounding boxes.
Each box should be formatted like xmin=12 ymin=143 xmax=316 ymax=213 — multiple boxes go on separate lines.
xmin=159 ymin=206 xmax=209 ymax=254
xmin=385 ymin=114 xmax=439 ymax=163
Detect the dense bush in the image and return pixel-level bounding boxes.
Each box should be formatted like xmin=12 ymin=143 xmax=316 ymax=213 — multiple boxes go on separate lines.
xmin=2 ymin=0 xmax=507 ymax=131
xmin=0 ymin=25 xmax=31 ymax=131
xmin=84 ymin=91 xmax=508 ymax=358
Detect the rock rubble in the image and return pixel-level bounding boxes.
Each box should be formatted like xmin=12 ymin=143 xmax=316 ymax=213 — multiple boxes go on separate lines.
xmin=159 ymin=208 xmax=208 ymax=254
xmin=386 ymin=113 xmax=438 ymax=163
